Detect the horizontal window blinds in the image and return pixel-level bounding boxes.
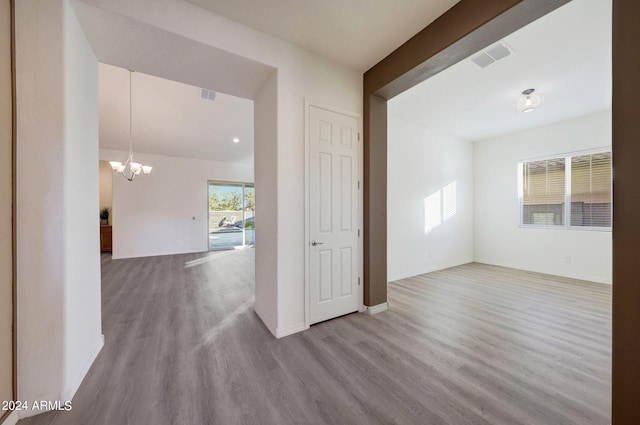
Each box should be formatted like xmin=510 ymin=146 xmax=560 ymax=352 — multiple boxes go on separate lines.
xmin=520 ymin=150 xmax=611 ymax=229
xmin=570 ymin=152 xmax=612 ymax=227
xmin=522 ymin=158 xmax=565 ymax=226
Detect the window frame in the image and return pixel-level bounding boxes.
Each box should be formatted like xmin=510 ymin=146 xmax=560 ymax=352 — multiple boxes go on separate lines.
xmin=518 ymin=147 xmax=612 ymax=232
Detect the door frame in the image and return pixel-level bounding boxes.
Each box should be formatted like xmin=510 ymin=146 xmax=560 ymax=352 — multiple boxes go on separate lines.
xmin=304 ymin=100 xmax=364 ymax=329
xmin=2 ymin=1 xmax=17 ymax=423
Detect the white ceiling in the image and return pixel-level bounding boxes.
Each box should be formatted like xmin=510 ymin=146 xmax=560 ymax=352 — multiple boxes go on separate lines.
xmin=389 ymin=0 xmax=612 ymax=142
xmin=95 ymin=0 xmax=610 ymax=162
xmin=185 ymin=0 xmax=462 ymax=71
xmin=89 ymin=0 xmax=461 ymax=164
xmin=73 ymin=0 xmax=275 ymax=101
xmin=99 ymin=64 xmax=254 ymax=164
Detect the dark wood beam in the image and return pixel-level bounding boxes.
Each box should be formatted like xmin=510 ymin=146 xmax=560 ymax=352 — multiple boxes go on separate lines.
xmin=363 ymin=93 xmax=387 ymax=307
xmin=612 ymin=0 xmax=640 ymax=422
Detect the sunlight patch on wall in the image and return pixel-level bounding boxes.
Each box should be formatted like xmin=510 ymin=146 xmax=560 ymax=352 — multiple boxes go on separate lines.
xmin=442 ymin=181 xmax=457 ymax=221
xmin=424 ymin=192 xmax=442 ymax=233
xmin=424 ymin=181 xmax=457 ymax=234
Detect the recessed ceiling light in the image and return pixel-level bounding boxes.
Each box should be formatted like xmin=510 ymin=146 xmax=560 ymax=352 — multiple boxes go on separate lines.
xmin=233 ymin=138 xmax=240 ymax=143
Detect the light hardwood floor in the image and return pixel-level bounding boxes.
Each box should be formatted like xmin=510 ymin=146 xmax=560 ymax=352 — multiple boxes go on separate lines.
xmin=19 ymin=250 xmax=611 ymax=425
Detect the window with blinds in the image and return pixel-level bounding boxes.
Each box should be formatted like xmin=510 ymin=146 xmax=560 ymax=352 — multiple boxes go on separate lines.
xmin=522 ymin=158 xmax=566 ymax=226
xmin=519 ymin=150 xmax=611 ymax=230
xmin=570 ymin=152 xmax=612 ymax=227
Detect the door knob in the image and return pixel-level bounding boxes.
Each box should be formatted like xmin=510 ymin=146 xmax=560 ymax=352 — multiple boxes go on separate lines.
xmin=311 ymin=240 xmax=324 ymax=246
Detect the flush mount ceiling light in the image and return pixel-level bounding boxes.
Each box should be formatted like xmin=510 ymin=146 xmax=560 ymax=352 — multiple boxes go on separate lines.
xmin=233 ymin=138 xmax=240 ymax=143
xmin=109 ymin=70 xmax=152 ymax=181
xmin=516 ymin=88 xmax=544 ymax=113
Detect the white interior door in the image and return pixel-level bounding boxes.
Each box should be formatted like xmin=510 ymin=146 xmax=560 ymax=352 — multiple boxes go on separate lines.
xmin=309 ymin=105 xmax=359 ymax=325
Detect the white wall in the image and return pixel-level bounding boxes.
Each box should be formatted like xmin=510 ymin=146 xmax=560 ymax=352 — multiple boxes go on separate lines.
xmin=79 ymin=0 xmax=363 ymax=337
xmin=387 ymin=116 xmax=474 ymax=281
xmin=16 ymin=0 xmax=66 ymax=407
xmin=62 ymin=2 xmax=104 ymax=401
xmin=16 ymin=0 xmax=103 ymax=413
xmin=253 ymin=72 xmax=278 ymax=334
xmin=474 ymin=110 xmax=612 ymax=284
xmin=100 ymin=149 xmax=253 ymax=259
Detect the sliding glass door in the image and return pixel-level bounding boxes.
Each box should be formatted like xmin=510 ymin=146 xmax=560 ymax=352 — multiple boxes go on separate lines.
xmin=208 ymin=182 xmax=255 ymax=250
xmin=244 ymin=185 xmax=255 ymax=245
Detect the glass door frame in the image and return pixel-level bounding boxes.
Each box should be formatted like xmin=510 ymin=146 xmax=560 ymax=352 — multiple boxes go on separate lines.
xmin=207 ymin=180 xmax=254 ymax=251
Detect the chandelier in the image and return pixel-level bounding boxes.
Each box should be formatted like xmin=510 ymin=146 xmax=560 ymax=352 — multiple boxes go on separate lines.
xmin=109 ymin=70 xmax=152 ymax=181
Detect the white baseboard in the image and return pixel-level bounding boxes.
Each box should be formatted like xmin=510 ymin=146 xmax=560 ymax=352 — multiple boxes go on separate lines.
xmin=254 ymin=304 xmax=308 ymax=339
xmin=276 ymin=322 xmax=308 ymax=339
xmin=473 ymin=259 xmax=612 ymax=285
xmin=365 ymin=301 xmax=389 ymax=315
xmin=10 ymin=336 xmax=104 ymax=421
xmin=388 ymin=260 xmax=474 ymax=282
xmin=2 ymin=410 xmax=18 ymax=425
xmin=61 ymin=334 xmax=105 ymax=402
xmin=254 ymin=303 xmax=277 ymax=337
xmin=14 ymin=391 xmax=61 ymax=420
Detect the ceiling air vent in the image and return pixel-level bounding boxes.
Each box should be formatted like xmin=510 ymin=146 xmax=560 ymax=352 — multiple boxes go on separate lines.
xmin=201 ymin=88 xmax=216 ymax=101
xmin=470 ymin=42 xmax=513 ymax=68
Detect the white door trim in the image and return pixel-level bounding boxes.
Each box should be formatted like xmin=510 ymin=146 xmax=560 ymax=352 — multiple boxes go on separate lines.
xmin=304 ymin=99 xmax=363 ymax=329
